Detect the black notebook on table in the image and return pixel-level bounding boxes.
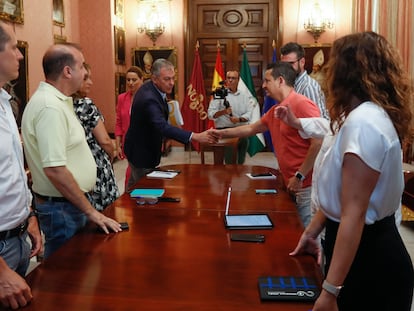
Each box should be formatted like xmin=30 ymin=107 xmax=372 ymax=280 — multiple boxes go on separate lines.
xmin=258 ymin=276 xmax=320 ymax=302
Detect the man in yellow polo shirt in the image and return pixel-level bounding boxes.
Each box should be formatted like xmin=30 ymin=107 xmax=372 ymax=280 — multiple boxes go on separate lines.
xmin=22 ymin=43 xmax=121 ymax=259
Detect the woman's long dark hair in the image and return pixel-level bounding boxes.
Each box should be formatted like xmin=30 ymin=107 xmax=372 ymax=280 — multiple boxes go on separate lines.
xmin=325 ymin=31 xmax=413 ymax=147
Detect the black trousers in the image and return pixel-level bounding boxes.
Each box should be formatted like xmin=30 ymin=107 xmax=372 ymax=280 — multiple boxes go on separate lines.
xmin=324 ymin=214 xmax=414 ymax=311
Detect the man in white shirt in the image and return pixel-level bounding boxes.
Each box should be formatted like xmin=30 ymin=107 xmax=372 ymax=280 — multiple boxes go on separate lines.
xmin=208 ymin=70 xmax=254 ymax=164
xmin=0 ymin=21 xmax=42 ymax=309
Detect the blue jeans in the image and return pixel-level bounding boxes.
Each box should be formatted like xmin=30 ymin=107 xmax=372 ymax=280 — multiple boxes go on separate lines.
xmin=291 ymin=186 xmax=312 ymax=227
xmin=35 ymin=201 xmax=87 ymax=259
xmin=0 ymin=231 xmax=30 ymax=276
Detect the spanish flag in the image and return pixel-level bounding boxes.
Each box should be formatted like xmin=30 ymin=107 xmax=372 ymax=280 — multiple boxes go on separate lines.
xmin=208 ymin=42 xmax=225 ymax=128
xmin=212 ymin=44 xmax=225 ymax=91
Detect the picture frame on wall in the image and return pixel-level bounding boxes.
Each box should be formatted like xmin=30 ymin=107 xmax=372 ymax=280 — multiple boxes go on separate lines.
xmin=53 ymin=34 xmax=67 ymax=44
xmin=114 ymin=0 xmax=124 ymax=27
xmin=302 ymin=44 xmax=331 ymax=94
xmin=53 ymin=0 xmax=65 ymax=26
xmin=3 ymin=40 xmax=28 ymax=128
xmin=114 ymin=26 xmax=126 ymax=65
xmin=132 ymin=47 xmax=178 ymax=99
xmin=115 ymin=72 xmax=126 ymax=103
xmin=0 ymin=0 xmax=24 ymax=24
xmin=114 ymin=0 xmax=124 ymax=19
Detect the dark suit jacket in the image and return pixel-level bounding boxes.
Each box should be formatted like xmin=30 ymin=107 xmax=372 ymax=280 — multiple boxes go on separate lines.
xmin=124 ymin=81 xmax=191 ymax=168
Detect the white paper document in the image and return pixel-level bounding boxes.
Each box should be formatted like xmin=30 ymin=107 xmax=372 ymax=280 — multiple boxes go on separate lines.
xmin=246 ymin=173 xmax=276 ymax=180
xmin=146 ymin=171 xmax=179 ymax=179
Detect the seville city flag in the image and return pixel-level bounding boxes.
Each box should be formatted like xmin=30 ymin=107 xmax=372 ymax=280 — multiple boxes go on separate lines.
xmin=181 ymin=44 xmax=208 ymax=151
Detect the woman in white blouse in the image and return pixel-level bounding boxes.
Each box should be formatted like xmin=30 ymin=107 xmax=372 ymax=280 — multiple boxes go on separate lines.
xmin=279 ymin=32 xmax=414 ymax=311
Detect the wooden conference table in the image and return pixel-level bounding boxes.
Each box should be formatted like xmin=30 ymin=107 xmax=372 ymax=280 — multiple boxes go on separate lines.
xmin=25 ymin=164 xmax=322 ymax=310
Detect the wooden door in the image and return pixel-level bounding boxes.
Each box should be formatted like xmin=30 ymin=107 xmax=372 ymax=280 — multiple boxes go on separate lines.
xmin=185 ymin=0 xmax=281 ymax=105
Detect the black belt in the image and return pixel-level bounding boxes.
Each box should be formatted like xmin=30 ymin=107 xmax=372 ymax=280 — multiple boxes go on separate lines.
xmin=0 ymin=221 xmax=28 ymax=240
xmin=34 ymin=192 xmax=69 ymax=203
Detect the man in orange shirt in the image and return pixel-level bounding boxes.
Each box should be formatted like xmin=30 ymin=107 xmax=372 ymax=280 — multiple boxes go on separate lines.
xmin=211 ymin=62 xmax=322 ymax=227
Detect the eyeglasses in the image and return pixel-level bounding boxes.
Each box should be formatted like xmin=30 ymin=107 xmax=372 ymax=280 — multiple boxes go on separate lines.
xmin=226 ymin=76 xmax=238 ymax=80
xmin=136 ymin=197 xmax=158 ymax=205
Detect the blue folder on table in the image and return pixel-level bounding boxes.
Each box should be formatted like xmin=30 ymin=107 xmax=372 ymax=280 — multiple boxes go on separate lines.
xmin=130 ymin=189 xmax=165 ymax=198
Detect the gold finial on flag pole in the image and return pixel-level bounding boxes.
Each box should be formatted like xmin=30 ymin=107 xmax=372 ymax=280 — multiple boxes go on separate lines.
xmin=216 ymin=40 xmax=220 ymax=49
xmin=243 ymin=42 xmax=247 ymax=49
xmin=195 ymin=40 xmax=199 ymax=50
xmin=272 ymin=39 xmax=276 ymax=49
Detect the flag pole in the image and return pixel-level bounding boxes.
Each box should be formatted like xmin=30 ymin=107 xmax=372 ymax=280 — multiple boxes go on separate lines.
xmin=188 ymin=41 xmax=200 ymax=164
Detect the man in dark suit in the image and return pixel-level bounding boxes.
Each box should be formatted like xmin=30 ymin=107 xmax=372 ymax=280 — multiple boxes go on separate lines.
xmin=124 ymin=58 xmax=216 ymax=189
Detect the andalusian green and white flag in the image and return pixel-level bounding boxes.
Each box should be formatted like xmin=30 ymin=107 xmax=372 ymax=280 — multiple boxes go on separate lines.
xmin=238 ymin=48 xmax=265 ymax=156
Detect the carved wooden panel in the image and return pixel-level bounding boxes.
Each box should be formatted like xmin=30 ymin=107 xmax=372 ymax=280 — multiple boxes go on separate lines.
xmin=186 ymin=0 xmax=281 ymax=105
xmin=197 ymin=37 xmax=269 ymax=103
xmin=197 ymin=4 xmax=269 ymax=33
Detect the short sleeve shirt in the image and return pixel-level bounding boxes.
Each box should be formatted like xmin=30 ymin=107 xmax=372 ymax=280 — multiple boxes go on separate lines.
xmin=315 ymin=102 xmax=403 ymax=224
xmin=22 ymin=82 xmax=96 ymax=196
xmin=261 ymin=90 xmax=320 ymax=187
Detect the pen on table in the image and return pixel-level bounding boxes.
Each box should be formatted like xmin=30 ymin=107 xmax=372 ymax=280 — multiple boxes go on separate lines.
xmin=225 ymin=186 xmax=232 ymax=215
xmin=251 ymin=172 xmax=273 ymax=177
xmin=256 ymin=189 xmax=277 ymax=195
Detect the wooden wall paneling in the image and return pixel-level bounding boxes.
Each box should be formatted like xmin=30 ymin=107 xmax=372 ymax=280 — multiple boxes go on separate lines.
xmin=185 ymin=0 xmax=281 ymax=106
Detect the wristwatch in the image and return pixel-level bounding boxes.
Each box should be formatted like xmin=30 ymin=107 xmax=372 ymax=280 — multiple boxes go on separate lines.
xmin=295 ymin=171 xmax=305 ymax=181
xmin=322 ymin=280 xmax=343 ymax=297
xmin=28 ymin=210 xmax=38 ymax=219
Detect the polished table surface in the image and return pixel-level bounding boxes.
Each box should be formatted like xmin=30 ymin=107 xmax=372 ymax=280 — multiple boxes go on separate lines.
xmin=25 ymin=164 xmax=322 ymax=310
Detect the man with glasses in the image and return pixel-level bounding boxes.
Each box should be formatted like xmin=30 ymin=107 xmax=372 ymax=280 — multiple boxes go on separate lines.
xmin=280 ymin=42 xmax=329 ymax=119
xmin=208 ymin=70 xmax=254 ymax=164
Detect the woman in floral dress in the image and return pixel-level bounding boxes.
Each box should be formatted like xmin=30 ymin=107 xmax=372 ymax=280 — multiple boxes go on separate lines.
xmin=73 ymin=64 xmax=119 ymax=211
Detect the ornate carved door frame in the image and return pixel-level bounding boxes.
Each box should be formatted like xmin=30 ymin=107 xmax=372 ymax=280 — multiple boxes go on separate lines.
xmin=185 ymin=0 xmax=282 ymax=104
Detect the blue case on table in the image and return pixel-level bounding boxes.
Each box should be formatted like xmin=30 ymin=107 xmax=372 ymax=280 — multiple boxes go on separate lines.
xmin=258 ymin=276 xmax=320 ymax=302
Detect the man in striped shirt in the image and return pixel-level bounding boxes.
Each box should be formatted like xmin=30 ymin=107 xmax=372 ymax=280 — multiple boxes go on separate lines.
xmin=280 ymin=42 xmax=329 ymax=120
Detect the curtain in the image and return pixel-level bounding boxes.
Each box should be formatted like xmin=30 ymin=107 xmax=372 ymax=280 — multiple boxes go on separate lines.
xmin=353 ymin=0 xmax=414 ymax=162
xmin=352 ymin=0 xmax=413 ymax=79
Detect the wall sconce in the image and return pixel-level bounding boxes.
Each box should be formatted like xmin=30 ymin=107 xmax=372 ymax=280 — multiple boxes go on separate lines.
xmin=137 ymin=2 xmax=166 ymax=46
xmin=303 ymin=1 xmax=334 ymax=43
